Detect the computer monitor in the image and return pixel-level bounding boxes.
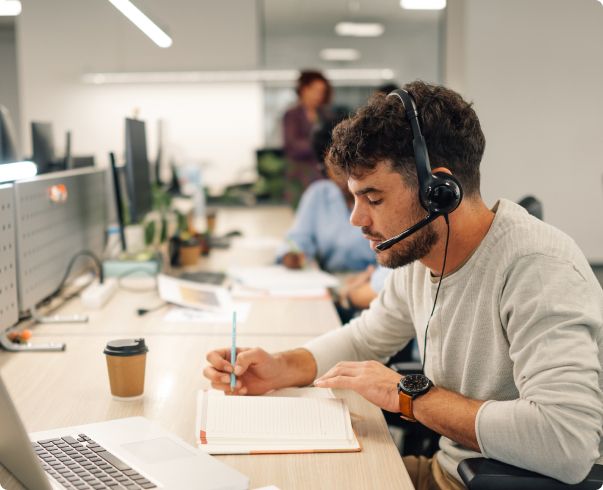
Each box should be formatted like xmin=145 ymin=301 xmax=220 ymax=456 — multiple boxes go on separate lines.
xmin=72 ymin=155 xmax=95 ymax=169
xmin=64 ymin=130 xmax=72 ymax=169
xmin=0 ymin=105 xmax=20 ymax=164
xmin=31 ymin=122 xmax=56 ymax=174
xmin=124 ymin=118 xmax=152 ymax=224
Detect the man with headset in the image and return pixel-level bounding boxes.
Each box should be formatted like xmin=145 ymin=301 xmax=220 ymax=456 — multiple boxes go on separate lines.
xmin=204 ymin=81 xmax=603 ymax=489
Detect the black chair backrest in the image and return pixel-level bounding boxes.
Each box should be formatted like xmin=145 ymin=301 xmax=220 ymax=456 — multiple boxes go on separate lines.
xmin=517 ymin=195 xmax=543 ymax=220
xmin=458 ymin=458 xmax=603 ymax=490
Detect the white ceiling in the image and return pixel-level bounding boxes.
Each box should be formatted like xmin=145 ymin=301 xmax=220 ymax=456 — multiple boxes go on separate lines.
xmin=263 ymin=0 xmax=442 ymax=36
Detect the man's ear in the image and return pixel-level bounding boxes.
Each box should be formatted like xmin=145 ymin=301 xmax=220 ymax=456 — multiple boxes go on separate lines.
xmin=431 ymin=166 xmax=452 ymax=176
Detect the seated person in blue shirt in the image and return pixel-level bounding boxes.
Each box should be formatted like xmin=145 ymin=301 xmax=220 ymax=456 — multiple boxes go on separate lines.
xmin=278 ymin=117 xmax=376 ymax=273
xmin=338 ymin=264 xmax=391 ymax=310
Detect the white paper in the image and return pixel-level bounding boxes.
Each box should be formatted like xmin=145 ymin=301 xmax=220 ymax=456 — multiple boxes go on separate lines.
xmin=158 ymin=274 xmax=232 ymax=312
xmin=266 ymin=387 xmax=335 ymax=399
xmin=163 ymin=303 xmax=251 ymax=324
xmin=231 ymin=237 xmax=282 ymax=250
xmin=231 ymin=284 xmax=329 ymax=300
xmin=203 ymin=392 xmax=353 ymax=441
xmin=228 ymin=266 xmax=338 ymax=290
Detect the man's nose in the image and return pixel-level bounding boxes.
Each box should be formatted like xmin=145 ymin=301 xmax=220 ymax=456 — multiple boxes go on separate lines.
xmin=350 ymin=201 xmax=369 ymax=228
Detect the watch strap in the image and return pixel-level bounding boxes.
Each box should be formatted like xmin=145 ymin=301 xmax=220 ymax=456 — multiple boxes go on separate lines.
xmin=399 ymin=392 xmax=417 ymax=422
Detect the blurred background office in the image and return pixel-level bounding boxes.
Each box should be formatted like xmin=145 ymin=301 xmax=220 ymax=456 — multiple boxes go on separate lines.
xmin=0 ymin=0 xmax=602 ymax=268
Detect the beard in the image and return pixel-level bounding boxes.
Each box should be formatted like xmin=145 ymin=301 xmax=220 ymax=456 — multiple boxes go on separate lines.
xmin=363 ymin=207 xmax=439 ymax=269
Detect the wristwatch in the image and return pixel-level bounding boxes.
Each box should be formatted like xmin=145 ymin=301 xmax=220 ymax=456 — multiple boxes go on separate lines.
xmin=398 ymin=374 xmax=433 ymax=422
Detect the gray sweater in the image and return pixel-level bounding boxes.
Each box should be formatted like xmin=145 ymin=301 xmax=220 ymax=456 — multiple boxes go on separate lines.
xmin=305 ymin=199 xmax=603 ymax=484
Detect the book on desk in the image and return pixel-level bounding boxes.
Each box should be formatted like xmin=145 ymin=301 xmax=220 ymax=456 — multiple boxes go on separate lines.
xmin=196 ymin=388 xmax=361 ymax=454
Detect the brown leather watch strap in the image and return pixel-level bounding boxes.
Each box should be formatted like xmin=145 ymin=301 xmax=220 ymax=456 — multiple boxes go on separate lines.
xmin=399 ymin=392 xmax=416 ymax=422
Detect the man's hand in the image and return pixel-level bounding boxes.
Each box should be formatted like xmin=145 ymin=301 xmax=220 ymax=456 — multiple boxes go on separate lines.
xmin=204 ymin=347 xmax=285 ymax=395
xmin=204 ymin=347 xmax=318 ymax=396
xmin=314 ymin=360 xmax=402 ymax=413
xmin=282 ymin=251 xmax=305 ymax=269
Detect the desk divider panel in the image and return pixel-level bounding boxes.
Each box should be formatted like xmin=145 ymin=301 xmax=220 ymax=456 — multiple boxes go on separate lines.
xmin=0 ymin=185 xmax=18 ymax=330
xmin=14 ymin=168 xmax=107 ymax=313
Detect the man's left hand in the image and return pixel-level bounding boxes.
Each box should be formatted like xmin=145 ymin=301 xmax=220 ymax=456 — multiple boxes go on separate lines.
xmin=314 ymin=361 xmax=401 ymax=413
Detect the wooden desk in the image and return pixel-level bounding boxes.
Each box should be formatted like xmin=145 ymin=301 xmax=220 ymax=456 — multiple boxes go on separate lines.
xmin=0 ymin=334 xmax=413 ymax=489
xmin=0 ymin=206 xmax=414 ymax=489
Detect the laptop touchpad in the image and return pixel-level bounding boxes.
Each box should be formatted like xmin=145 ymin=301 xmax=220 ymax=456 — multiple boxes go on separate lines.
xmin=122 ymin=437 xmax=195 ymax=464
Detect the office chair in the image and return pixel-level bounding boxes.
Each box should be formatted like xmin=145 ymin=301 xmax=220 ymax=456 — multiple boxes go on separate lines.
xmin=517 ymin=195 xmax=543 ymax=220
xmin=458 ymin=458 xmax=603 ymax=490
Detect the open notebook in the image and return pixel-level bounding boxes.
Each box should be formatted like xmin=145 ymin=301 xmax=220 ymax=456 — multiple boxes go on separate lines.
xmin=196 ymin=388 xmax=361 ymax=454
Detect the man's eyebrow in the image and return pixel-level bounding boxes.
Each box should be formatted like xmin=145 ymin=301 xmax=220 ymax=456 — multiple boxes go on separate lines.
xmin=354 ymin=187 xmax=383 ymax=196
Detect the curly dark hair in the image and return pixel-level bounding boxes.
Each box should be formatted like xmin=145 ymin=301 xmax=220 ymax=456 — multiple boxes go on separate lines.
xmin=296 ymin=70 xmax=332 ymax=105
xmin=326 ymin=80 xmax=485 ymax=197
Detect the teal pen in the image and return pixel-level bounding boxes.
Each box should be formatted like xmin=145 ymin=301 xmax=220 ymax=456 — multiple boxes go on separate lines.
xmin=230 ymin=310 xmax=237 ymax=391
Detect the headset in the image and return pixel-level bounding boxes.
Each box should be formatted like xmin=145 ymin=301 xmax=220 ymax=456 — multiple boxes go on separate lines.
xmin=375 ymin=89 xmax=463 ymax=252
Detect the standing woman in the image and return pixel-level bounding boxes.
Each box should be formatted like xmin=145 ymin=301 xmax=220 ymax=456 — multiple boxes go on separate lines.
xmin=282 ymin=70 xmax=332 ymax=207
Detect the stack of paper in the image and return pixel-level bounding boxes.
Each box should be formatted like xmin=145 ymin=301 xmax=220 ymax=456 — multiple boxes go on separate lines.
xmin=228 ymin=266 xmax=338 ymax=299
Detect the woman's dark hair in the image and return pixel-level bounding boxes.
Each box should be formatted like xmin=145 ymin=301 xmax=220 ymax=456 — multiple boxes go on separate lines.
xmin=296 ymin=70 xmax=332 ymax=105
xmin=326 ymin=80 xmax=486 ymax=197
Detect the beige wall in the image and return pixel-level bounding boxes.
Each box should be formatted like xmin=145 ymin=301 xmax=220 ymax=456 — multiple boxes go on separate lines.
xmin=445 ymin=0 xmax=603 ymax=261
xmin=15 ymin=0 xmax=263 ymax=188
xmin=0 ymin=24 xmax=20 ymax=146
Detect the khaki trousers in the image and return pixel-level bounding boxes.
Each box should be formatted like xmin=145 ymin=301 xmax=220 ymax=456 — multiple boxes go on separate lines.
xmin=403 ymin=455 xmax=466 ymax=490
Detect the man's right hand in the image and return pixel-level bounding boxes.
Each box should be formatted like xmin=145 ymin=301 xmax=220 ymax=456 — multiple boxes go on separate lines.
xmin=204 ymin=347 xmax=285 ymax=395
xmin=282 ymin=251 xmax=305 ymax=269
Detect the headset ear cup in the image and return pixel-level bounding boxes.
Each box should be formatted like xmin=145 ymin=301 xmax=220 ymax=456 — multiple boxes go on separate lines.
xmin=430 ymin=172 xmax=463 ymax=214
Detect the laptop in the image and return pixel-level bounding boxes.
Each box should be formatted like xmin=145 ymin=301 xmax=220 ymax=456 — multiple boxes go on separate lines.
xmin=0 ymin=376 xmax=249 ymax=490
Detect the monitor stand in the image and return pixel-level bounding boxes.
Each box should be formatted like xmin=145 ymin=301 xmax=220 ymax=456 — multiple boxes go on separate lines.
xmin=30 ymin=306 xmax=88 ymax=324
xmin=0 ymin=328 xmax=65 ymax=352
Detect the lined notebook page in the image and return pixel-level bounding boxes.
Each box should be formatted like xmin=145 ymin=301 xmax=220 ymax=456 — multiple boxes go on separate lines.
xmin=205 ymin=395 xmax=353 ymax=442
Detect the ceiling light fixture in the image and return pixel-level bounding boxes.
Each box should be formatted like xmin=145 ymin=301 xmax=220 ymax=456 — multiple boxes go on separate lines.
xmin=82 ymin=68 xmax=395 ymax=85
xmin=400 ymin=0 xmax=446 ymax=10
xmin=106 ymin=0 xmax=172 ymax=48
xmin=320 ymin=48 xmax=361 ymax=61
xmin=335 ymin=22 xmax=385 ymax=37
xmin=0 ymin=0 xmax=21 ymax=16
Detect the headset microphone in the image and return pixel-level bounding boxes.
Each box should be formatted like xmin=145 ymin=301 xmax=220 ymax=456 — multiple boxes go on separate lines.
xmin=375 ymin=89 xmax=463 ymax=253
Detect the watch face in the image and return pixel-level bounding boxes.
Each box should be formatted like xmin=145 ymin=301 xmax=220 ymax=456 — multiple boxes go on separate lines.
xmin=400 ymin=374 xmax=431 ymax=396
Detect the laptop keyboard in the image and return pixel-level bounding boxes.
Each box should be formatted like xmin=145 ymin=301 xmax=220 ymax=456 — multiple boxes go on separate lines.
xmin=32 ymin=433 xmax=157 ymax=490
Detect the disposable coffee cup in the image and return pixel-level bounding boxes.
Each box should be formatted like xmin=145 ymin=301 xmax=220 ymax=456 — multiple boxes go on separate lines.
xmin=104 ymin=338 xmax=148 ymax=399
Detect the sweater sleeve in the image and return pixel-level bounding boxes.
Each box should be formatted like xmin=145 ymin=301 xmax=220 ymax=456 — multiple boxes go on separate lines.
xmin=476 ymin=255 xmax=603 ymax=484
xmin=304 ymin=269 xmax=416 ymax=377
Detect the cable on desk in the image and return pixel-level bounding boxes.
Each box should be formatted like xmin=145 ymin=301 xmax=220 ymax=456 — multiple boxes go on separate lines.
xmin=44 ymin=250 xmax=104 ymax=304
xmin=137 ymin=302 xmax=167 ymax=316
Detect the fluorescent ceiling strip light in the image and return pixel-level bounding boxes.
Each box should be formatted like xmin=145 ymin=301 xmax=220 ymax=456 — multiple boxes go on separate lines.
xmin=0 ymin=0 xmax=21 ymax=16
xmin=335 ymin=22 xmax=384 ymax=37
xmin=320 ymin=48 xmax=360 ymax=61
xmin=107 ymin=0 xmax=172 ymax=48
xmin=400 ymin=0 xmax=446 ymax=10
xmin=0 ymin=161 xmax=37 ymax=183
xmin=82 ymin=68 xmax=395 ymax=85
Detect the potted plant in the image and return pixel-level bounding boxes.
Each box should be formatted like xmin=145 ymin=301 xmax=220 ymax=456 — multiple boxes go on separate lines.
xmin=169 ymin=211 xmax=203 ymax=266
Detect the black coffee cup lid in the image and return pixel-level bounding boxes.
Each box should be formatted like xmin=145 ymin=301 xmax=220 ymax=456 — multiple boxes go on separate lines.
xmin=103 ymin=338 xmax=148 ymax=357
